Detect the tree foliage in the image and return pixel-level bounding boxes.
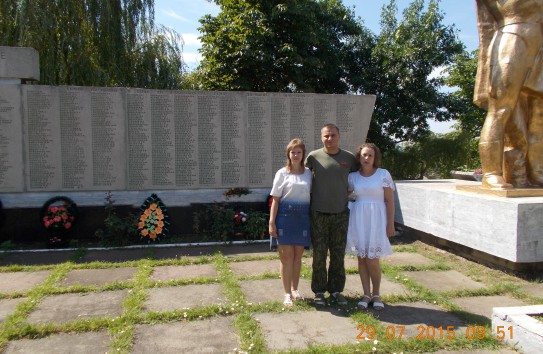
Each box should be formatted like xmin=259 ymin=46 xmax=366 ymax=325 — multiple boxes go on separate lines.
xmin=382 ymin=130 xmax=477 ymax=180
xmin=445 ymin=50 xmax=486 ymax=137
xmin=0 ymin=0 xmax=187 ymax=89
xmin=197 ymin=0 xmax=368 ymax=93
xmin=197 ymin=0 xmax=464 ymax=149
xmin=359 ymin=0 xmax=464 ymax=149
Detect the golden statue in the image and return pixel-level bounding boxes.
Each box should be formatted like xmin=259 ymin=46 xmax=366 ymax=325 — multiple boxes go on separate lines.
xmin=474 ymin=0 xmax=543 ymax=189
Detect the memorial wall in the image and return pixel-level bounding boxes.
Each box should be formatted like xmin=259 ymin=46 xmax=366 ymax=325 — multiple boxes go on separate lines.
xmin=0 ymin=85 xmax=375 ymax=193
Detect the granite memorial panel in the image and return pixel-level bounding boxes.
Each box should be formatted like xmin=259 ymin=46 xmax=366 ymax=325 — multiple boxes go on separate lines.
xmin=0 ymin=86 xmax=23 ymax=192
xmin=2 ymin=86 xmax=376 ymax=192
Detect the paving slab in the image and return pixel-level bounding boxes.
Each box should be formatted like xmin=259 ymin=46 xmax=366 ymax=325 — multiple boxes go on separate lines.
xmin=0 ymin=244 xmax=271 ymax=266
xmin=405 ymin=270 xmax=487 ymax=292
xmin=373 ymin=301 xmax=468 ymax=340
xmin=3 ymin=331 xmax=111 ymax=354
xmin=451 ymin=295 xmax=527 ymax=320
xmin=132 ymin=316 xmax=238 ymax=353
xmin=0 ymin=298 xmax=26 ymax=322
xmin=144 ymin=284 xmax=225 ymax=312
xmin=239 ymin=278 xmax=312 ymax=304
xmin=229 ymin=259 xmax=280 ymax=277
xmin=256 ymin=310 xmax=359 ymax=351
xmin=0 ymin=270 xmax=52 ymax=293
xmin=306 ymin=256 xmax=358 ymax=270
xmin=383 ymin=252 xmax=435 ymax=267
xmin=82 ymin=248 xmax=158 ymax=263
xmin=520 ymin=282 xmax=543 ymax=298
xmin=219 ymin=243 xmax=273 ymax=257
xmin=58 ymin=267 xmax=137 ymax=287
xmin=300 ymin=257 xmax=313 ymax=269
xmin=343 ymin=274 xmax=410 ymax=298
xmin=344 ymin=251 xmax=435 ymax=270
xmin=26 ymin=290 xmax=127 ymax=324
xmin=344 ymin=255 xmax=358 ymax=270
xmin=150 ymin=264 xmax=218 ymax=281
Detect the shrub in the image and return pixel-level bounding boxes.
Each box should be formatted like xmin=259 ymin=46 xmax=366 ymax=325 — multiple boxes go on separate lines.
xmin=193 ymin=203 xmax=269 ymax=241
xmin=95 ymin=192 xmax=137 ymax=247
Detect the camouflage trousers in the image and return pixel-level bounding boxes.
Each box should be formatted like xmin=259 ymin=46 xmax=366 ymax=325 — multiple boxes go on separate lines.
xmin=310 ymin=210 xmax=349 ymax=294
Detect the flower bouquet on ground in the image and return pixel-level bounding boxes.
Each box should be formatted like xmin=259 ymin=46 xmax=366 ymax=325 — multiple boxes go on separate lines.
xmin=39 ymin=196 xmax=79 ymax=247
xmin=232 ymin=209 xmax=269 ymax=240
xmin=137 ymin=194 xmax=169 ymax=242
xmin=233 ymin=210 xmax=248 ymax=238
xmin=233 ymin=210 xmax=248 ymax=225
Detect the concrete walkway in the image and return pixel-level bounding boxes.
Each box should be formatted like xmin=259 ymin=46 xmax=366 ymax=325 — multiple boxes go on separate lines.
xmin=0 ymin=243 xmax=540 ymax=353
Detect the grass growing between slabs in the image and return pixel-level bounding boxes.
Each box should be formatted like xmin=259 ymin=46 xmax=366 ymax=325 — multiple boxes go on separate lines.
xmin=0 ymin=241 xmax=540 ymax=353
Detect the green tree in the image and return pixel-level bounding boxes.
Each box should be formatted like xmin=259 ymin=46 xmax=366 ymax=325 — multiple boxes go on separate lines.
xmin=445 ymin=50 xmax=486 ymax=137
xmin=383 ymin=130 xmax=475 ymax=180
xmin=197 ymin=0 xmax=464 ymax=150
xmin=0 ymin=0 xmax=18 ymax=45
xmin=355 ymin=0 xmax=464 ymax=149
xmin=442 ymin=50 xmax=485 ymax=170
xmin=1 ymin=0 xmax=187 ymax=89
xmin=197 ymin=0 xmax=368 ymax=93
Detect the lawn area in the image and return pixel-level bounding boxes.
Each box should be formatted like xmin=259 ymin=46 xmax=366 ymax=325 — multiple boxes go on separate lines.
xmin=0 ymin=240 xmax=540 ymax=353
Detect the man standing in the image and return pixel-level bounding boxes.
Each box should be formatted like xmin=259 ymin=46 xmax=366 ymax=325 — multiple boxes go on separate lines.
xmin=305 ymin=123 xmax=357 ymax=305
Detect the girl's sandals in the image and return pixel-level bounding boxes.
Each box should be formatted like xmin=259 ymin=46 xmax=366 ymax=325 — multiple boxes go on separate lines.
xmin=291 ymin=290 xmax=304 ymax=301
xmin=357 ymin=294 xmax=372 ymax=309
xmin=371 ymin=294 xmax=384 ymax=311
xmin=283 ymin=293 xmax=293 ymax=307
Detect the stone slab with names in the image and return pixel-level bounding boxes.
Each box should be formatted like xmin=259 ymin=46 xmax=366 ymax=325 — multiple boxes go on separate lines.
xmin=0 ymin=86 xmax=23 ymax=192
xmin=1 ymin=85 xmax=375 ymax=193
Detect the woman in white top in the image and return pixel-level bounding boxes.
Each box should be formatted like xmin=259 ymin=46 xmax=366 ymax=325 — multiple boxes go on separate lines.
xmin=269 ymin=138 xmax=312 ymax=306
xmin=346 ymin=143 xmax=395 ymax=310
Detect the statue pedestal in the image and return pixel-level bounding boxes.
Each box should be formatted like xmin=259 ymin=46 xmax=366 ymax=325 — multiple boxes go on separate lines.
xmin=395 ymin=179 xmax=543 ymax=269
xmin=456 ymin=185 xmax=543 ymax=198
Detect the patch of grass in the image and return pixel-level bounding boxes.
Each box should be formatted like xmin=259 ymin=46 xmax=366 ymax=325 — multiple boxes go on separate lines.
xmin=391 ymin=245 xmax=419 ymax=253
xmin=0 ymin=242 xmax=529 ymax=353
xmin=67 ymin=248 xmax=88 ymax=263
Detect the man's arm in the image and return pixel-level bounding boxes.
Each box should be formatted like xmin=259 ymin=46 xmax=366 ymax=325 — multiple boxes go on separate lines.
xmin=474 ymin=0 xmax=498 ymax=108
xmin=305 ymin=153 xmax=313 ymax=169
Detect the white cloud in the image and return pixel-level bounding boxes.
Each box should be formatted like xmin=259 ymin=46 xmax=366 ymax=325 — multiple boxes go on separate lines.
xmin=429 ymin=65 xmax=447 ymax=80
xmin=183 ymin=52 xmax=201 ymax=68
xmin=161 ymin=9 xmax=194 ymax=24
xmin=181 ymin=33 xmax=201 ymax=46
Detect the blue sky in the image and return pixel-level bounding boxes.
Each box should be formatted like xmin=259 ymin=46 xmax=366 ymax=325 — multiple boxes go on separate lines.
xmin=153 ymin=0 xmax=479 ymax=133
xmin=154 ymin=0 xmax=479 ymax=68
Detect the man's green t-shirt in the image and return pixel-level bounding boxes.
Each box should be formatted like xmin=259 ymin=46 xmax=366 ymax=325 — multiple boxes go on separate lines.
xmin=305 ymin=148 xmax=358 ymax=213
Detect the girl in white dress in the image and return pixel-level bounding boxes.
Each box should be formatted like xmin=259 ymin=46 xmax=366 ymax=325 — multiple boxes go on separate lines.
xmin=346 ymin=143 xmax=395 ymax=310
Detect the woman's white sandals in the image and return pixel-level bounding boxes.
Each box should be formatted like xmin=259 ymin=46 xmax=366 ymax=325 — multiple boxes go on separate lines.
xmin=291 ymin=290 xmax=304 ymax=301
xmin=283 ymin=293 xmax=293 ymax=306
xmin=357 ymin=295 xmax=372 ymax=309
xmin=371 ymin=295 xmax=384 ymax=311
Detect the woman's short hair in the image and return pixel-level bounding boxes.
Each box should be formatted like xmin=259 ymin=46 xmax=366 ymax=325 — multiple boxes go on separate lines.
xmin=355 ymin=143 xmax=382 ymax=168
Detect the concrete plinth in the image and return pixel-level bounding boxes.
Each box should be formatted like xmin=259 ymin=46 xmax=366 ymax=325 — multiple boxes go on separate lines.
xmin=0 ymin=47 xmax=39 ymax=81
xmin=395 ymin=180 xmax=543 ymax=266
xmin=492 ymin=305 xmax=543 ymax=353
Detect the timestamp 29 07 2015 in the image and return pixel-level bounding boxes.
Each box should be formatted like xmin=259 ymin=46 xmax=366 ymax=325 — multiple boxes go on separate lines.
xmin=356 ymin=325 xmax=514 ymax=341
